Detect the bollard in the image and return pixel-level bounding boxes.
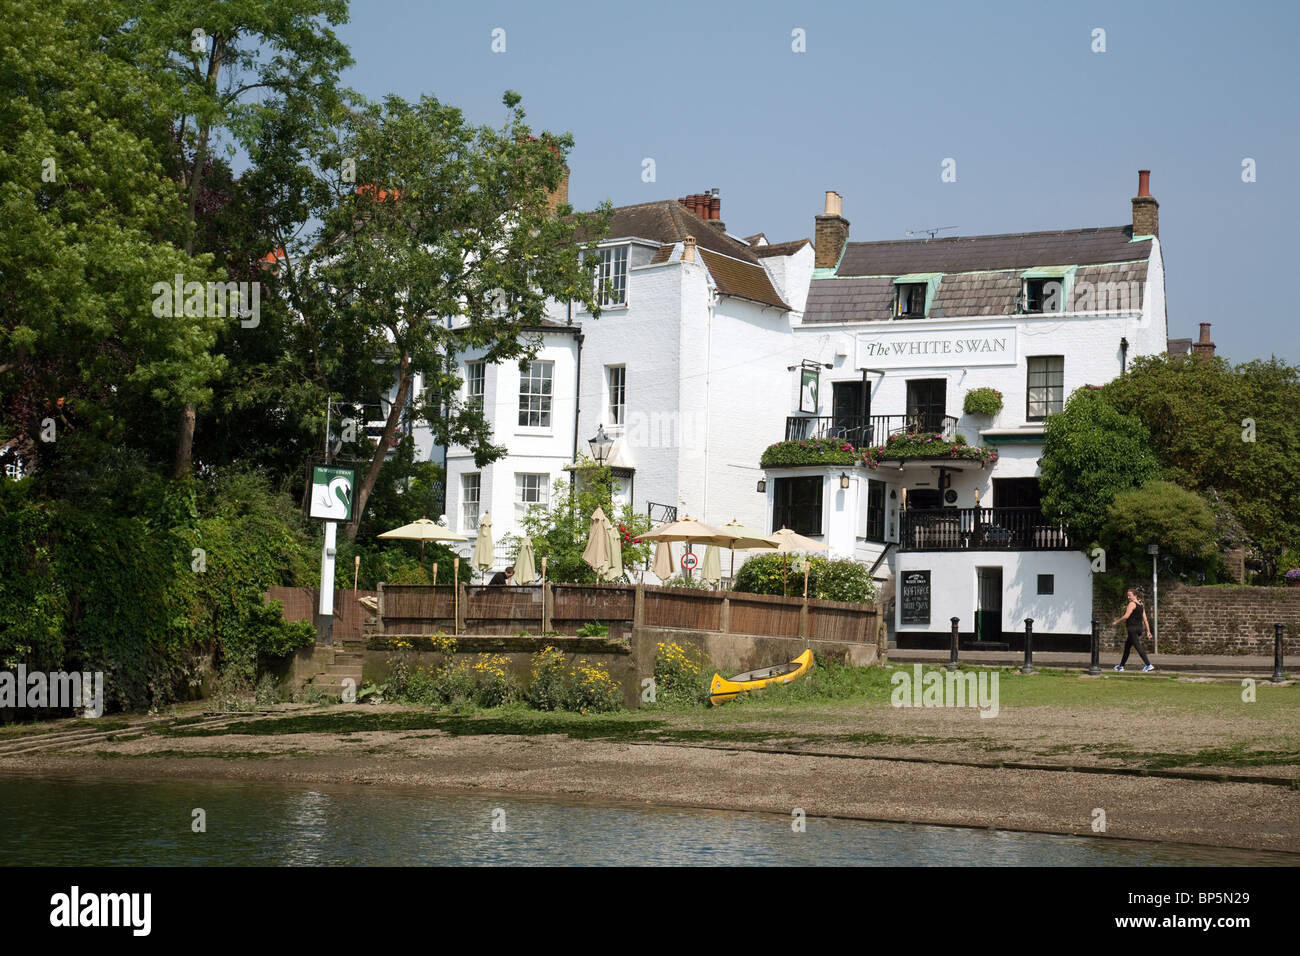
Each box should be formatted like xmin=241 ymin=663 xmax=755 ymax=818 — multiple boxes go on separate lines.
xmin=947 ymin=616 xmax=960 ymax=671
xmin=1089 ymin=618 xmax=1101 ymax=675
xmin=1021 ymin=618 xmax=1035 ymax=674
xmin=1273 ymin=622 xmax=1286 ymax=683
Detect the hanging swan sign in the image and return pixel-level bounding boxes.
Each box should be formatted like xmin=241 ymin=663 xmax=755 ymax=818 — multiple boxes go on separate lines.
xmin=309 ymin=465 xmax=357 ymax=522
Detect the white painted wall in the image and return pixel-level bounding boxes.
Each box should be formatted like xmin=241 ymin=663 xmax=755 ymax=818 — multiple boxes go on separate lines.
xmin=895 ymin=549 xmax=1094 ymax=636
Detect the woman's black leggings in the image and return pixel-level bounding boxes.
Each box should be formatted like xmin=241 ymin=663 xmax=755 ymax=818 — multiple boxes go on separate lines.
xmin=1120 ymin=631 xmax=1151 ymax=667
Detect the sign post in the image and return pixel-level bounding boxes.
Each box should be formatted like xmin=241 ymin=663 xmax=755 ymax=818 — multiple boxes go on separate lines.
xmin=309 ymin=464 xmax=357 ymax=645
xmin=1147 ymin=543 xmax=1160 ymax=654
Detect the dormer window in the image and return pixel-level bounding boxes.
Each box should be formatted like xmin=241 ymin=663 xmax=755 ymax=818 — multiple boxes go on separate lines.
xmin=893 ymin=283 xmax=927 ymax=319
xmin=595 ymin=244 xmax=628 ymax=306
xmin=1021 ymin=278 xmax=1063 ymax=314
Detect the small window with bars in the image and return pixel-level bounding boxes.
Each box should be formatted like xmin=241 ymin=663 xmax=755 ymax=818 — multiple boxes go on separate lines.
xmin=518 ymin=361 xmax=553 ymax=428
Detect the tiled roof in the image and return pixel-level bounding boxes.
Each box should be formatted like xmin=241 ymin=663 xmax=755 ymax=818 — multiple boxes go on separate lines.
xmin=698 ymin=249 xmax=791 ymax=311
xmin=836 ymin=226 xmax=1150 ymax=276
xmin=804 ymin=226 xmax=1154 ymax=323
xmin=572 ymin=200 xmax=761 ymax=263
xmin=1167 ymin=338 xmax=1193 ymax=356
xmin=751 ymin=238 xmax=812 ymax=258
xmin=648 ymin=245 xmax=674 ymax=265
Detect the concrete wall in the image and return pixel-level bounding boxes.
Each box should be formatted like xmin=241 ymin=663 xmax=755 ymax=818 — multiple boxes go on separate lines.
xmin=631 ymin=625 xmax=878 ymax=681
xmin=1094 ymin=582 xmax=1300 ymax=656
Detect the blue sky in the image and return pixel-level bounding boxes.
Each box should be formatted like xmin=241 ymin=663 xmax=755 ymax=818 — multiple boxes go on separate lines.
xmin=337 ymin=0 xmax=1297 ymax=364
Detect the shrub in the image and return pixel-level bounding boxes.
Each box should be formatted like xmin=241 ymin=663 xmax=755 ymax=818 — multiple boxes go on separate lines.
xmin=760 ymin=437 xmax=858 ymax=468
xmin=526 ymin=645 xmax=569 ymax=711
xmin=1100 ymin=480 xmax=1222 ymax=582
xmin=566 ymin=659 xmax=622 ymax=713
xmin=653 ymin=641 xmax=710 ymax=705
xmin=659 ymin=574 xmax=713 ymax=590
xmin=733 ymin=555 xmax=877 ymax=603
xmin=963 ymin=388 xmax=1003 ymax=415
xmin=576 ymin=621 xmax=610 ymax=637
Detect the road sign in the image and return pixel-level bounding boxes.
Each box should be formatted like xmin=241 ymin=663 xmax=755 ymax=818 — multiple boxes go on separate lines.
xmin=680 ymin=551 xmax=699 ymax=572
xmin=309 ymin=465 xmax=356 ymax=521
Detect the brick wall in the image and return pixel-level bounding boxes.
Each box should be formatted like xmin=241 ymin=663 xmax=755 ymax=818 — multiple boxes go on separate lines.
xmin=1093 ymin=581 xmax=1299 ymax=655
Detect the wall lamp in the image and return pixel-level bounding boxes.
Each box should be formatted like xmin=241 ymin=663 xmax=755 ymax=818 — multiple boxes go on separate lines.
xmin=756 ymin=478 xmax=767 ymax=493
xmin=839 ymin=472 xmax=850 ymax=489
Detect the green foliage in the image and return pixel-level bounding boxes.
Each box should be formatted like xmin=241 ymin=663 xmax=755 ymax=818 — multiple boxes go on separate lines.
xmin=1039 ymin=388 xmax=1163 ymax=545
xmin=1100 ymin=481 xmax=1223 ymax=584
xmin=652 ymin=641 xmax=710 ymax=706
xmin=760 ymin=437 xmax=858 ymax=467
xmin=0 ymin=469 xmax=316 ymax=712
xmin=1102 ymin=355 xmax=1300 ymax=579
xmin=963 ymin=387 xmax=1004 ymax=415
xmin=732 ymin=555 xmax=877 ymax=603
xmin=858 ymin=432 xmax=997 ymax=468
xmin=576 ymin=621 xmax=609 ymax=637
xmin=518 ymin=460 xmax=651 ymax=582
xmin=659 ymin=575 xmax=714 ymax=590
xmin=525 ymin=646 xmax=569 ymax=712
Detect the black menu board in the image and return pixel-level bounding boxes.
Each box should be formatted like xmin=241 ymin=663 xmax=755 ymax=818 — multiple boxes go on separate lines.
xmin=901 ymin=570 xmax=931 ymax=625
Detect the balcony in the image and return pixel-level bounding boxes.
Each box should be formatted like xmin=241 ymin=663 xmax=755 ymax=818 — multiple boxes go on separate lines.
xmin=785 ymin=414 xmax=958 ymax=446
xmin=899 ymin=507 xmax=1071 ymax=552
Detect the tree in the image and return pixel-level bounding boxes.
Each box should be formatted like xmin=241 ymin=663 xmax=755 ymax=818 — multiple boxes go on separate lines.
xmin=1103 ymin=354 xmax=1300 ymax=579
xmin=288 ymin=91 xmax=609 ymax=541
xmin=118 ymin=0 xmax=354 ymax=477
xmin=1038 ymin=387 xmax=1163 ymax=546
xmin=0 ymin=0 xmax=222 ymax=480
xmin=1100 ymin=480 xmax=1222 ymax=584
xmin=518 ymin=461 xmax=651 ymax=583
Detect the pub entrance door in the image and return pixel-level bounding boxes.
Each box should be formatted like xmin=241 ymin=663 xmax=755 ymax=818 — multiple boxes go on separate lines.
xmin=975 ymin=566 xmax=1003 ymax=644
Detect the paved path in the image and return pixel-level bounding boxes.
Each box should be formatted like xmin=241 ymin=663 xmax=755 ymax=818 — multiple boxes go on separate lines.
xmin=887 ymin=648 xmax=1288 ymax=678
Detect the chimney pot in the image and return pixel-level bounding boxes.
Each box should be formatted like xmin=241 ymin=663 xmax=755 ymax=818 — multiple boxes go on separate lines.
xmin=1137 ymin=170 xmax=1151 ymax=198
xmin=710 ymin=195 xmax=720 ymax=220
xmin=824 ymin=190 xmax=843 ymax=217
xmin=682 ymin=235 xmax=697 ymax=262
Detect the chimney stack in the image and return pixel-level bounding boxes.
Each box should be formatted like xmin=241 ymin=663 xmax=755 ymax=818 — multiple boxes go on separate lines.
xmin=1193 ymin=322 xmax=1215 ymax=360
xmin=678 ymin=191 xmax=725 ymax=230
xmin=545 ymin=166 xmax=570 ymax=216
xmin=1131 ymin=169 xmax=1158 ymax=238
xmin=814 ymin=190 xmax=849 ymax=270
xmin=682 ymin=235 xmax=697 ymax=262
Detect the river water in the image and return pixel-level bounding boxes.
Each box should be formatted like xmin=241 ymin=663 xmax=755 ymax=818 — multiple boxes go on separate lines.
xmin=0 ymin=775 xmax=1291 ymax=866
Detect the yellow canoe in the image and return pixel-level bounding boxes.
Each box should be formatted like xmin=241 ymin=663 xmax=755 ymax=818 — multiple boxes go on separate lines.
xmin=708 ymin=649 xmax=814 ymax=707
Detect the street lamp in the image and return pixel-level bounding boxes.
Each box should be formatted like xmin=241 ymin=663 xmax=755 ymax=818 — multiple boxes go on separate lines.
xmin=1147 ymin=543 xmax=1160 ymax=653
xmin=588 ymin=424 xmax=613 ymax=465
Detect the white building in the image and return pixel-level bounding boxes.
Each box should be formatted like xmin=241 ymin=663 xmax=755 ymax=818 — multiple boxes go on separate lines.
xmin=760 ymin=173 xmax=1169 ymax=649
xmin=438 ymin=191 xmax=814 ymax=574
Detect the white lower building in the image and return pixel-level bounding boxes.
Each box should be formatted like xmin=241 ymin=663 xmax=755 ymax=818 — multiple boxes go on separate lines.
xmin=761 ymin=174 xmax=1170 ymax=648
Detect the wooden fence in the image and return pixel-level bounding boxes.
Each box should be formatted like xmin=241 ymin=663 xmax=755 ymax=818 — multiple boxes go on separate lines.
xmin=374 ymin=582 xmax=877 ymax=643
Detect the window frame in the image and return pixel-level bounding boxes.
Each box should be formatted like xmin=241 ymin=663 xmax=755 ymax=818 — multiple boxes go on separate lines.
xmin=772 ymin=476 xmax=823 ymax=537
xmin=893 ymin=282 xmax=928 ymax=319
xmin=594 ymin=244 xmax=629 ymax=308
xmin=607 ymin=365 xmax=626 ymax=427
xmin=517 ymin=360 xmax=554 ymax=429
xmin=1026 ymin=355 xmax=1064 ymax=421
xmin=865 ymin=478 xmax=886 ymax=543
xmin=514 ymin=472 xmax=549 ymax=521
xmin=1022 ymin=278 xmax=1063 ymax=314
xmin=465 ymin=361 xmax=485 ymax=407
xmin=461 ymin=473 xmax=481 ymax=532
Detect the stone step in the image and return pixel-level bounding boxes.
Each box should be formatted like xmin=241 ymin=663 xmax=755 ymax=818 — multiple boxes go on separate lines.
xmin=332 ymin=652 xmax=364 ymax=664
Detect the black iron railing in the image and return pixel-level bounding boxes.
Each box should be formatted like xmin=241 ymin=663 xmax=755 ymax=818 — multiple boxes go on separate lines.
xmin=647 ymin=501 xmax=677 ymax=525
xmin=899 ymin=507 xmax=1070 ymax=552
xmin=785 ymin=414 xmax=958 ymax=445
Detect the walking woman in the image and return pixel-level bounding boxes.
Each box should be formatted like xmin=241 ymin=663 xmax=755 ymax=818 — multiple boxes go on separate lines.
xmin=1110 ymin=586 xmax=1155 ymax=672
